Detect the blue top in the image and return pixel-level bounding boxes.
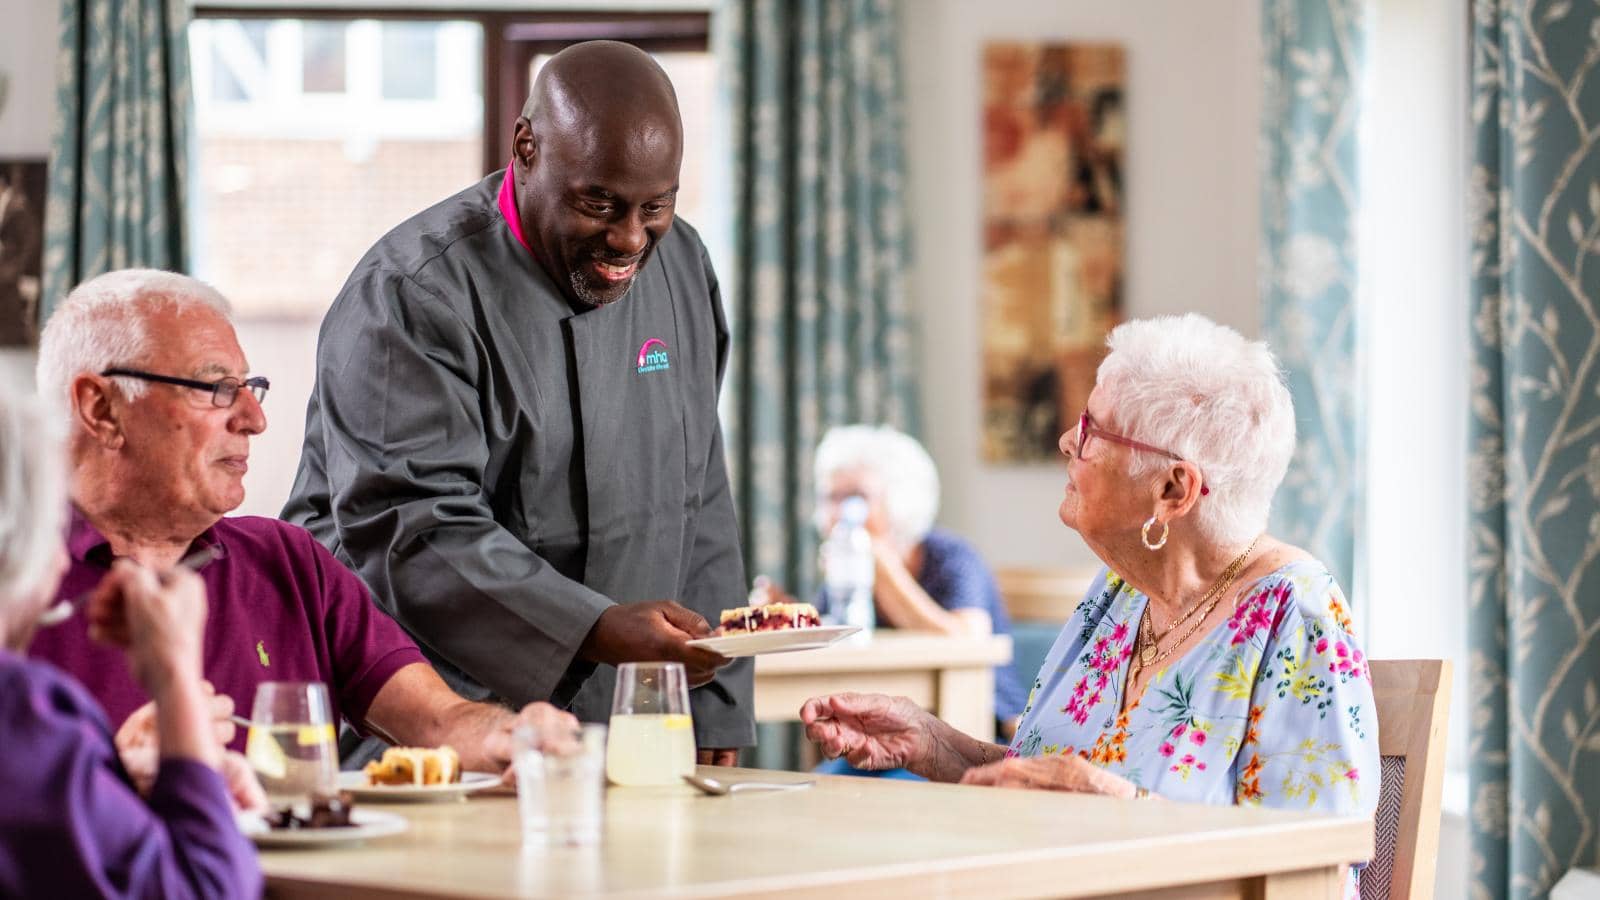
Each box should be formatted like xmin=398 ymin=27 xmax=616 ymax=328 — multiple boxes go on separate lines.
xmin=0 ymin=649 xmax=262 ymax=899
xmin=913 ymin=529 xmax=1027 ymax=721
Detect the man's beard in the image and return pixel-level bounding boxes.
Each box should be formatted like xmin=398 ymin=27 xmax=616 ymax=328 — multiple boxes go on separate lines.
xmin=568 ymin=269 xmax=636 ymax=307
xmin=568 ymin=242 xmax=653 ymax=308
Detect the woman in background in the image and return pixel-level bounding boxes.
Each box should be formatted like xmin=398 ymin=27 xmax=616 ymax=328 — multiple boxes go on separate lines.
xmin=761 ymin=424 xmax=1026 ymax=747
xmin=0 ymin=393 xmax=262 ymax=899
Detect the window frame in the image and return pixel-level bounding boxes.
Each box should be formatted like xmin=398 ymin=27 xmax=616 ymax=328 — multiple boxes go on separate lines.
xmin=191 ymin=6 xmax=712 ymax=175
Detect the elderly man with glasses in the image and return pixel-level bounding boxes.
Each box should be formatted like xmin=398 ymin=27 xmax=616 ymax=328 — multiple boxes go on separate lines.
xmin=27 ymin=269 xmax=575 ymax=779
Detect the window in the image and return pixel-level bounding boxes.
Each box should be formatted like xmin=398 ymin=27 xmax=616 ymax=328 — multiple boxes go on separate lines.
xmin=209 ymin=20 xmax=267 ymax=102
xmin=381 ymin=22 xmax=437 ymax=100
xmin=189 ymin=18 xmax=484 ymax=319
xmin=301 ymin=21 xmax=348 ymax=94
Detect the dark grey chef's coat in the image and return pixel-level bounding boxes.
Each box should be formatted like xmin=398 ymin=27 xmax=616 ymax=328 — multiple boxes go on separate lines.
xmin=283 ymin=172 xmax=753 ymax=748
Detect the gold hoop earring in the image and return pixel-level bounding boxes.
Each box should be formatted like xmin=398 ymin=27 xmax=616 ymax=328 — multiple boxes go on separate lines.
xmin=1141 ymin=516 xmax=1168 ymax=551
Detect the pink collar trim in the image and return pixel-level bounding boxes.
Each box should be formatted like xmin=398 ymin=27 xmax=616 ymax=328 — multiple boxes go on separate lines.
xmin=497 ymin=163 xmax=535 ymax=258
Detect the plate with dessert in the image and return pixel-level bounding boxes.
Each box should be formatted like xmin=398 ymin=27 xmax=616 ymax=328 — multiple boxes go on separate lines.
xmin=339 ymin=746 xmax=501 ymax=800
xmin=237 ymin=794 xmax=409 ymax=848
xmin=686 ymin=602 xmax=860 ymax=656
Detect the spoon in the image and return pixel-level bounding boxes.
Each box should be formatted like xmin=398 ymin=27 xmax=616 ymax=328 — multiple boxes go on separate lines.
xmin=37 ymin=545 xmax=226 ymax=627
xmin=682 ymin=773 xmax=814 ymax=795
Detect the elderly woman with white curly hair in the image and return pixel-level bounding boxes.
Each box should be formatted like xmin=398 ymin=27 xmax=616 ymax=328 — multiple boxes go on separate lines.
xmin=756 ymin=425 xmax=1026 ymax=741
xmin=802 ymin=315 xmax=1379 ymax=892
xmin=0 ymin=393 xmax=261 ymax=898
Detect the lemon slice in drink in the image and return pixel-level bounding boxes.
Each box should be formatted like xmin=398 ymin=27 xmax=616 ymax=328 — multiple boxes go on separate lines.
xmin=246 ymin=727 xmax=288 ymax=780
xmin=297 ymin=724 xmax=335 ymax=747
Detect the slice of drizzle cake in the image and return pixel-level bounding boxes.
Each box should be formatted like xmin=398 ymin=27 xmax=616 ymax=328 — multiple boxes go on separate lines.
xmin=716 ymin=602 xmax=822 ymax=635
xmin=363 ymin=746 xmax=462 ymax=786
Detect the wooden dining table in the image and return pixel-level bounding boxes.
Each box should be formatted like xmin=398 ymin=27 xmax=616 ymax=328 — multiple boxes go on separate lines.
xmin=751 ymin=631 xmax=1013 ymax=740
xmin=258 ymin=767 xmax=1371 ymax=899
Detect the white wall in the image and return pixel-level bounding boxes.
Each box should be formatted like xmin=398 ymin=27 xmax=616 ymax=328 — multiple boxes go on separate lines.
xmin=0 ymin=0 xmax=59 ymax=391
xmin=903 ymin=0 xmax=1262 ymax=568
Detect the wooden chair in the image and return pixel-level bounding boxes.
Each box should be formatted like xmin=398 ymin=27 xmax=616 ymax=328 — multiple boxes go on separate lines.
xmin=994 ymin=566 xmax=1099 ymax=623
xmin=1363 ymin=659 xmax=1452 ymax=900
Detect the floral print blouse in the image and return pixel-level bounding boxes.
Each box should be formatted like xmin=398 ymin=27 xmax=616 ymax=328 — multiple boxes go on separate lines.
xmin=1007 ymin=561 xmax=1380 ymax=892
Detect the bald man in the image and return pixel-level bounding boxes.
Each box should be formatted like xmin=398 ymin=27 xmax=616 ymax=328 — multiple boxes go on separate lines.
xmin=285 ymin=41 xmax=751 ymax=762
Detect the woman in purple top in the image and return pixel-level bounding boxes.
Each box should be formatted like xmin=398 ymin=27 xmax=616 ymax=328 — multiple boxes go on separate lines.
xmin=0 ymin=395 xmax=262 ymax=899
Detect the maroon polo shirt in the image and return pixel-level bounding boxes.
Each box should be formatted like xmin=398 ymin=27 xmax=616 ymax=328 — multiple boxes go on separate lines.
xmin=27 ymin=508 xmax=427 ymax=752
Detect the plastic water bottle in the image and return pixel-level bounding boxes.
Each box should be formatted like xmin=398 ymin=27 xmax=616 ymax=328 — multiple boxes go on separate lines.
xmin=821 ymin=496 xmax=875 ymax=635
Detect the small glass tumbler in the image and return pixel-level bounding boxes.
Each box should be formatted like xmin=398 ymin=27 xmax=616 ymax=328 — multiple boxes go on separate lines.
xmin=515 ymin=721 xmax=607 ymax=847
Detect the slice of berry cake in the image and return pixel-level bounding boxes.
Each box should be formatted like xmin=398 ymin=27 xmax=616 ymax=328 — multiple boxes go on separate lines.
xmin=716 ymin=602 xmax=822 ymax=635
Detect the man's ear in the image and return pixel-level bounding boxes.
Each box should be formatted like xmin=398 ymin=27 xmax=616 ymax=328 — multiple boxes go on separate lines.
xmin=70 ymin=374 xmax=126 ymax=450
xmin=512 ymin=117 xmax=537 ymax=172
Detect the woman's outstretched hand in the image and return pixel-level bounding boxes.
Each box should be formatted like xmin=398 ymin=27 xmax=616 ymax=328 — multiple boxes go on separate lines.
xmin=800 ymin=693 xmax=937 ymax=772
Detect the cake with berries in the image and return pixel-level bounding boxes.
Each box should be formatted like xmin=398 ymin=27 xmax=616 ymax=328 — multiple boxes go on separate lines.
xmin=716 ymin=602 xmax=822 ymax=634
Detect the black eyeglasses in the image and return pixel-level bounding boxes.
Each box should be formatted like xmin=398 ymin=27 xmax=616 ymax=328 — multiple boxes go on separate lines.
xmin=101 ymin=367 xmax=270 ymax=409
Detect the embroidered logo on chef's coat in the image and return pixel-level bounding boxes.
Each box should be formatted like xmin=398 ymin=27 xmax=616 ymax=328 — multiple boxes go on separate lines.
xmin=636 ymin=338 xmax=670 ymax=374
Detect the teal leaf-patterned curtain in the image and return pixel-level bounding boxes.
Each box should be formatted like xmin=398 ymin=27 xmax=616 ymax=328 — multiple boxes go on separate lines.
xmin=716 ymin=0 xmax=919 ymax=599
xmin=1259 ymin=0 xmax=1366 ymax=593
xmin=42 ymin=0 xmax=191 ymax=317
xmin=1468 ymin=2 xmax=1600 ymax=897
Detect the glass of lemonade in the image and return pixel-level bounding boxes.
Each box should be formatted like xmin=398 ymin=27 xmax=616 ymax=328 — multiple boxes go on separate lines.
xmin=246 ymin=682 xmax=338 ymax=810
xmin=606 ymin=662 xmax=695 ymax=786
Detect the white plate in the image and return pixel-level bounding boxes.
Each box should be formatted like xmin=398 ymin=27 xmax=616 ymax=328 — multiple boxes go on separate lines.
xmin=336 ymin=770 xmax=501 ymax=801
xmin=686 ymin=625 xmax=861 ymax=657
xmin=237 ymin=808 xmax=409 ymax=848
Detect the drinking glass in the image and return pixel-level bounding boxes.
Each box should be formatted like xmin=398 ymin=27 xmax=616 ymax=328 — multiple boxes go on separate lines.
xmin=515 ymin=721 xmax=607 ymax=846
xmin=246 ymin=682 xmax=339 ymax=810
xmin=606 ymin=662 xmax=695 ymax=786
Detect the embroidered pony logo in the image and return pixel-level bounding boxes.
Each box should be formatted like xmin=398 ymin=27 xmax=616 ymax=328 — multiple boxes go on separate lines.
xmin=256 ymin=640 xmax=271 ymax=668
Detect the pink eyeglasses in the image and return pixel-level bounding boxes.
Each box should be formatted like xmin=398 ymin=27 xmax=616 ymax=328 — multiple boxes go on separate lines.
xmin=1072 ymin=410 xmax=1209 ymax=496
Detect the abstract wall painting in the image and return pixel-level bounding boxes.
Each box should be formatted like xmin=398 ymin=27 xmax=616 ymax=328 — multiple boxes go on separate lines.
xmin=981 ymin=43 xmax=1125 ymax=463
xmin=0 ymin=159 xmax=46 ymax=347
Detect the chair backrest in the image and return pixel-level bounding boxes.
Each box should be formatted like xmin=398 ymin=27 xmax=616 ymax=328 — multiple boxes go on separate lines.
xmin=1363 ymin=659 xmax=1452 ymax=900
xmin=994 ymin=566 xmax=1098 ymax=623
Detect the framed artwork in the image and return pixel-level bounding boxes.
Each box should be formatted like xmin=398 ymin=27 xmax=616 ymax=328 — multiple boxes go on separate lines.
xmin=0 ymin=159 xmax=46 ymax=347
xmin=981 ymin=43 xmax=1125 ymax=463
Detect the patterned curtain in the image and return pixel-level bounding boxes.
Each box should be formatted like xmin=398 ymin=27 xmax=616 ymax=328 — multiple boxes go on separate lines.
xmin=1468 ymin=3 xmax=1600 ymax=897
xmin=42 ymin=0 xmax=191 ymax=317
xmin=716 ymin=0 xmax=919 ymax=599
xmin=1258 ymin=0 xmax=1367 ymax=593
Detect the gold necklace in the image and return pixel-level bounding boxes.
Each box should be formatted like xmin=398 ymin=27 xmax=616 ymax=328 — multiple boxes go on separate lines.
xmin=1148 ymin=534 xmax=1261 ymax=644
xmin=1131 ymin=535 xmax=1261 ymax=676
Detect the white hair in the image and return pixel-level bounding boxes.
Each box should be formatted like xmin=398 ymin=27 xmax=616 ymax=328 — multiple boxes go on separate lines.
xmin=1095 ymin=313 xmax=1296 ymax=547
xmin=813 ymin=424 xmax=940 ymax=548
xmin=0 ymin=394 xmax=66 ymax=608
xmin=36 ymin=269 xmax=232 ymax=414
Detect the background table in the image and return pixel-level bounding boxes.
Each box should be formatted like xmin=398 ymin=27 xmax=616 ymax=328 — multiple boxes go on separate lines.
xmin=259 ymin=767 xmax=1370 ymax=899
xmin=752 ymin=632 xmax=1012 ymax=740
